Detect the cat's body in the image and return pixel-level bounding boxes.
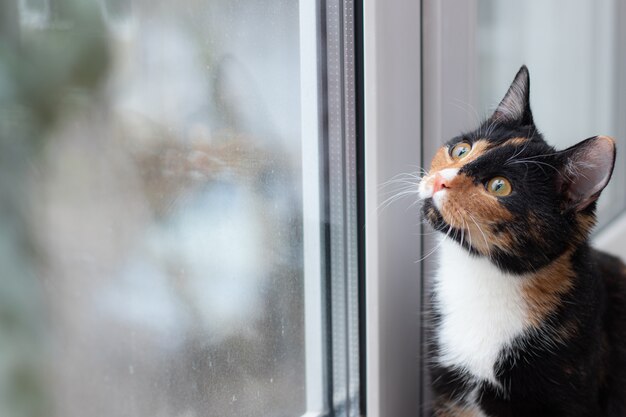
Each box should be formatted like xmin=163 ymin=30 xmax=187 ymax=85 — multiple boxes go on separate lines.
xmin=429 ymin=241 xmax=626 ymax=417
xmin=420 ymin=66 xmax=626 ymax=416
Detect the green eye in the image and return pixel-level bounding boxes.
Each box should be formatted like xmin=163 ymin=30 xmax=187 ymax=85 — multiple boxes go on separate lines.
xmin=487 ymin=176 xmax=512 ymax=196
xmin=451 ymin=142 xmax=472 ymax=160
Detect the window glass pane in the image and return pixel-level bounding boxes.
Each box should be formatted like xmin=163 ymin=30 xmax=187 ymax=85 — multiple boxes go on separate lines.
xmin=4 ymin=0 xmax=314 ymax=416
xmin=477 ymin=0 xmax=624 ymax=222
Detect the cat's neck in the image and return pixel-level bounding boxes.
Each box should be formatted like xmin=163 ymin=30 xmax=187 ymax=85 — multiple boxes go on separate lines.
xmin=432 ymin=237 xmax=584 ymax=385
xmin=433 ymin=238 xmax=528 ymax=384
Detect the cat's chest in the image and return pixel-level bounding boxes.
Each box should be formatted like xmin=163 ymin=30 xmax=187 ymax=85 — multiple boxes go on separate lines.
xmin=433 ymin=240 xmax=530 ymax=385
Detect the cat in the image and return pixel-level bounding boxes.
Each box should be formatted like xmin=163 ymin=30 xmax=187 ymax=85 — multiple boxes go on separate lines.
xmin=419 ymin=65 xmax=626 ymax=417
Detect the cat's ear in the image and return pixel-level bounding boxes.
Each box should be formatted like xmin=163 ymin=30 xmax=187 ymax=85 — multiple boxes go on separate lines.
xmin=489 ymin=65 xmax=534 ymax=125
xmin=559 ymin=136 xmax=616 ymax=212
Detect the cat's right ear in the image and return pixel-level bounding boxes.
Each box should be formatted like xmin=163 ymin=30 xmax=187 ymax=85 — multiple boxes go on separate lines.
xmin=558 ymin=135 xmax=616 ymax=212
xmin=489 ymin=65 xmax=534 ymax=126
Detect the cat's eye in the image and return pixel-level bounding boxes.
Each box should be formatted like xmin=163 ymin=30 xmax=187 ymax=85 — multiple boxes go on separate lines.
xmin=450 ymin=142 xmax=472 ymax=160
xmin=487 ymin=176 xmax=512 ymax=196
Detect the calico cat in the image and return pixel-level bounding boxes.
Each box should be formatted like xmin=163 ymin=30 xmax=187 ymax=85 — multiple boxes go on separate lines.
xmin=420 ymin=66 xmax=626 ymax=417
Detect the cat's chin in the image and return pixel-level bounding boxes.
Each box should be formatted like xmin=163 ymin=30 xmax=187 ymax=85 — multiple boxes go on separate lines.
xmin=421 ymin=198 xmax=446 ymax=232
xmin=422 ymin=198 xmax=484 ymax=257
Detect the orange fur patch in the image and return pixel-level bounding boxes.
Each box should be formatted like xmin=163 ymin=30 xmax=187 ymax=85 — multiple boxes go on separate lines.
xmin=526 ymin=213 xmax=549 ymax=243
xmin=522 ymin=250 xmax=575 ymax=327
xmin=434 ymin=401 xmax=484 ymax=417
xmin=429 ymin=140 xmax=493 ymax=171
xmin=576 ymin=213 xmax=596 ymax=242
xmin=505 ymin=137 xmax=529 ymax=146
xmin=437 ymin=173 xmax=514 ymax=254
xmin=429 ymin=137 xmax=528 ymax=173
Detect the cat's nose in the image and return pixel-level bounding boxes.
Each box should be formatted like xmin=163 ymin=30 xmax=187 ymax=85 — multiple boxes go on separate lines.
xmin=433 ymin=172 xmax=450 ymax=194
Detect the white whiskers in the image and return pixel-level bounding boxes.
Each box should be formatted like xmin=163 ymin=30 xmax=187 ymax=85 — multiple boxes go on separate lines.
xmin=377 ymin=171 xmax=426 ymax=213
xmin=378 ymin=169 xmax=496 ymax=265
xmin=415 ymin=224 xmax=453 ymax=263
xmin=468 ymin=212 xmax=491 ymax=257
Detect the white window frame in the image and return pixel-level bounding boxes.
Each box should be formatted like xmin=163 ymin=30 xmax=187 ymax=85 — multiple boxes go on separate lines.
xmin=301 ymin=1 xmax=362 ymax=416
xmin=364 ymin=1 xmax=423 ymax=417
xmin=300 ymin=0 xmax=327 ymax=415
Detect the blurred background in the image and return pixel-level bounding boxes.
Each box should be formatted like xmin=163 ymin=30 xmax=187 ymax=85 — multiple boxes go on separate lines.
xmin=0 ymin=1 xmax=305 ymax=416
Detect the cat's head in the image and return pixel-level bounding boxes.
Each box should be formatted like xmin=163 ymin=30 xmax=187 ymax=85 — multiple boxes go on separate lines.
xmin=419 ymin=66 xmax=616 ymax=274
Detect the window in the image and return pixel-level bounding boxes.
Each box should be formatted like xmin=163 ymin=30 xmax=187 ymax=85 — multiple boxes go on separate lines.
xmin=3 ymin=1 xmax=359 ymax=417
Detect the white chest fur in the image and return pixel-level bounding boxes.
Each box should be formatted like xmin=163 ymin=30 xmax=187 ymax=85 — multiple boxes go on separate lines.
xmin=433 ymin=239 xmax=530 ymax=385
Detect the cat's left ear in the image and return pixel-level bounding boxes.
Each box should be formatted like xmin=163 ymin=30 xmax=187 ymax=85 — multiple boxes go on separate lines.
xmin=559 ymin=135 xmax=616 ymax=212
xmin=489 ymin=65 xmax=534 ymax=126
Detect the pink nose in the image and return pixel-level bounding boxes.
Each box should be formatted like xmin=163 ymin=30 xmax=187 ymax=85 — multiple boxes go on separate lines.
xmin=433 ymin=172 xmax=450 ymax=194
